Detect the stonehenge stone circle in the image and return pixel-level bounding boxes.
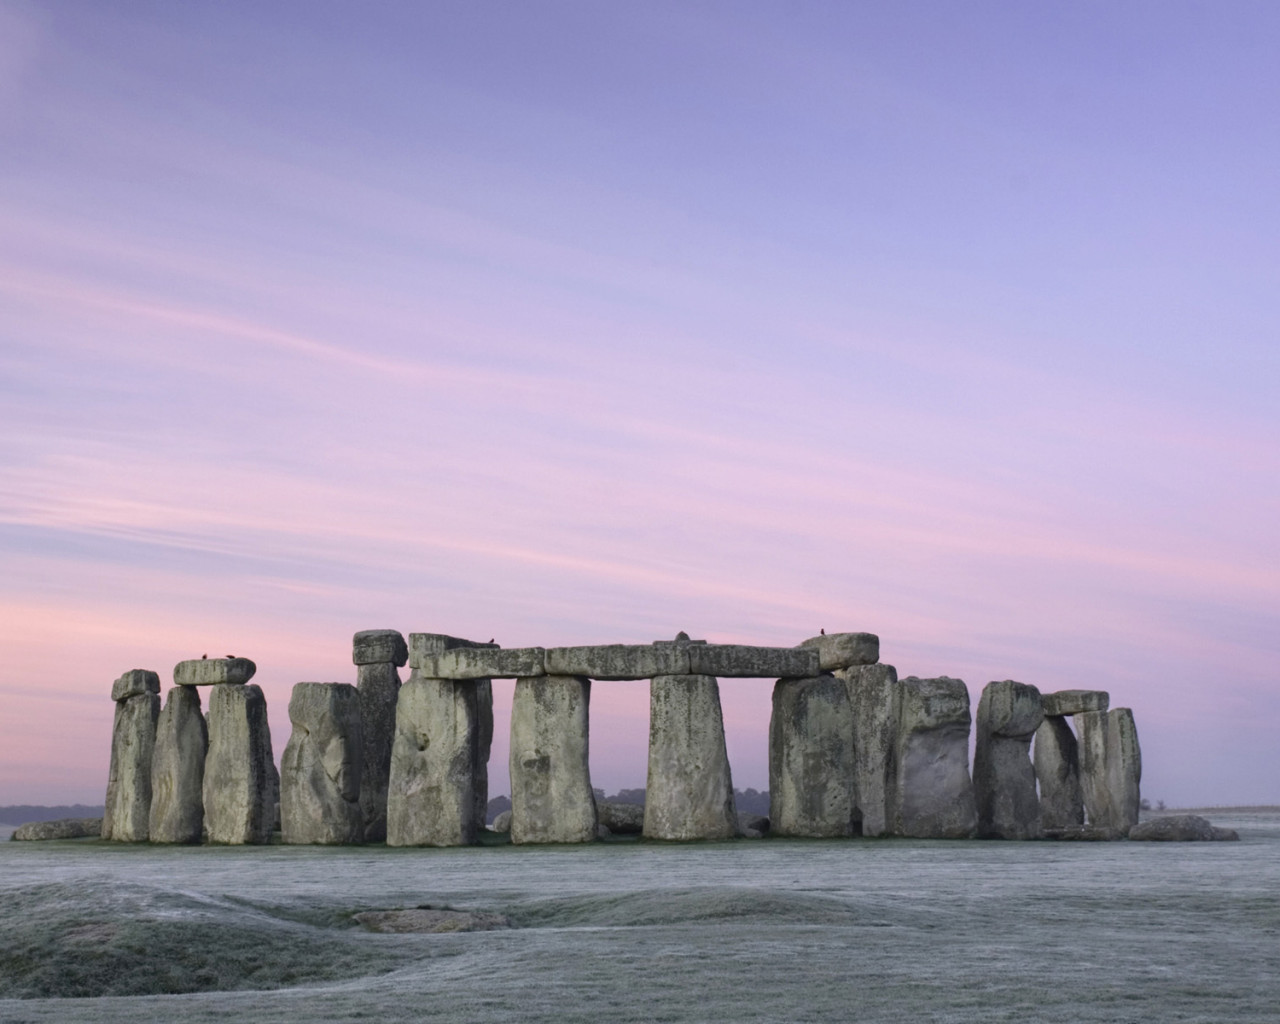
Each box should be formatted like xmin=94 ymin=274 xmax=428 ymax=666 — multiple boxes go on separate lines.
xmin=894 ymin=676 xmax=977 ymax=839
xmin=974 ymin=680 xmax=1044 ymax=840
xmin=769 ymin=674 xmax=856 ymax=837
xmin=174 ymin=657 xmax=256 ymax=686
xmin=1076 ymin=708 xmax=1142 ymax=834
xmin=281 ymin=682 xmax=364 ymax=844
xmin=1034 ymin=716 xmax=1084 ymax=830
xmin=353 ymin=629 xmax=406 ymax=842
xmin=837 ymin=662 xmax=900 ymax=837
xmin=645 ymin=673 xmax=738 ymax=840
xmin=509 ymin=674 xmax=598 ymax=844
xmin=149 ymin=684 xmax=208 ymax=844
xmin=102 ymin=670 xmax=161 ymax=842
xmin=203 ymin=682 xmax=276 ymax=844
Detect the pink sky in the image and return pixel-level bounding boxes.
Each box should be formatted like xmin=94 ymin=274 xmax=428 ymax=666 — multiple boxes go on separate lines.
xmin=1 ymin=2 xmax=1276 ymax=807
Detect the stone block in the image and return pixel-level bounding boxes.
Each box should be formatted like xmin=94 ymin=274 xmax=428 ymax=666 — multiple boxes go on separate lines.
xmin=356 ymin=660 xmax=401 ymax=842
xmin=281 ymin=682 xmax=364 ymax=844
xmin=836 ymin=663 xmax=901 ymax=836
xmin=769 ymin=674 xmax=856 ymax=837
xmin=894 ymin=676 xmax=977 ymax=839
xmin=386 ymin=673 xmax=489 ymax=846
xmin=111 ymin=669 xmax=160 ymax=702
xmin=974 ymin=680 xmax=1044 ymax=839
xmin=101 ymin=691 xmax=160 ymax=842
xmin=687 ymin=644 xmax=819 ymax=679
xmin=798 ymin=633 xmax=880 ymax=671
xmin=1077 ymin=708 xmax=1142 ymax=835
xmin=598 ymin=800 xmax=644 ymax=834
xmin=417 ymin=647 xmax=546 ymax=680
xmin=544 ymin=644 xmax=691 ymax=680
xmin=174 ymin=657 xmax=256 ymax=687
xmin=407 ymin=632 xmax=498 ymax=667
xmin=11 ymin=818 xmax=101 ymax=841
xmin=644 ymin=675 xmax=738 ymax=840
xmin=1128 ymin=814 xmax=1238 ymax=841
xmin=149 ymin=685 xmax=207 ymax=844
xmin=1041 ymin=689 xmax=1109 ymax=717
xmin=509 ymin=675 xmax=598 ymax=844
xmin=203 ymin=683 xmax=275 ymax=844
xmin=1034 ymin=716 xmax=1083 ymax=830
xmin=353 ymin=629 xmax=408 ymax=667
xmin=473 ymin=679 xmax=494 ymax=837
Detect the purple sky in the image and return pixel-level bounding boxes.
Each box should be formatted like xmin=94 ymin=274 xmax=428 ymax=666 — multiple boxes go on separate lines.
xmin=1 ymin=1 xmax=1276 ymax=807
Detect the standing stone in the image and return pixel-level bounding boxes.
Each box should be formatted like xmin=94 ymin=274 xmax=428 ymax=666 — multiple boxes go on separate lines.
xmin=894 ymin=676 xmax=977 ymax=838
xmin=102 ymin=670 xmax=161 ymax=842
xmin=1077 ymin=708 xmax=1142 ymax=835
xmin=644 ymin=674 xmax=737 ymax=841
xmin=281 ymin=682 xmax=364 ymax=844
xmin=768 ymin=674 xmax=856 ymax=837
xmin=149 ymin=685 xmax=207 ymax=843
xmin=836 ymin=663 xmax=901 ymax=836
xmin=509 ymin=675 xmax=597 ymax=844
xmin=203 ymin=683 xmax=275 ymax=844
xmin=353 ymin=629 xmax=407 ymax=842
xmin=473 ymin=679 xmax=494 ymax=837
xmin=974 ymin=680 xmax=1044 ymax=839
xmin=1034 ymin=717 xmax=1083 ymax=830
xmin=386 ymin=673 xmax=488 ymax=846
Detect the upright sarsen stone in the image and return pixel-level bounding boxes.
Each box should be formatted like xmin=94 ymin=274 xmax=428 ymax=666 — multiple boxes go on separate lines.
xmin=974 ymin=680 xmax=1044 ymax=839
xmin=281 ymin=682 xmax=364 ymax=844
xmin=509 ymin=675 xmax=597 ymax=844
xmin=353 ymin=629 xmax=407 ymax=842
xmin=386 ymin=673 xmax=488 ymax=846
xmin=1034 ymin=716 xmax=1084 ymax=830
xmin=102 ymin=670 xmax=161 ymax=842
xmin=1077 ymin=708 xmax=1142 ymax=835
xmin=769 ymin=674 xmax=856 ymax=837
xmin=149 ymin=685 xmax=207 ymax=844
xmin=203 ymin=683 xmax=276 ymax=844
xmin=644 ymin=674 xmax=737 ymax=840
xmin=837 ymin=663 xmax=901 ymax=836
xmin=894 ymin=676 xmax=977 ymax=838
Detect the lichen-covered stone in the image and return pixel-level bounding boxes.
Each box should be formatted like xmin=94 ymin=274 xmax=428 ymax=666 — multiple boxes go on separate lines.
xmin=974 ymin=679 xmax=1043 ymax=839
xmin=111 ymin=669 xmax=159 ymax=703
xmin=174 ymin=658 xmax=256 ymax=687
xmin=203 ymin=683 xmax=275 ymax=844
xmin=149 ymin=685 xmax=207 ymax=844
xmin=509 ymin=675 xmax=597 ymax=844
xmin=836 ymin=663 xmax=901 ymax=836
xmin=768 ymin=674 xmax=855 ymax=837
xmin=11 ymin=817 xmax=101 ymax=841
xmin=598 ymin=800 xmax=645 ymax=834
xmin=1128 ymin=814 xmax=1237 ymax=841
xmin=356 ymin=660 xmax=401 ymax=842
xmin=1041 ymin=689 xmax=1109 ymax=717
xmin=1034 ymin=716 xmax=1083 ymax=830
xmin=102 ymin=691 xmax=160 ymax=842
xmin=687 ymin=645 xmax=818 ymax=679
xmin=894 ymin=676 xmax=977 ymax=838
xmin=798 ymin=633 xmax=879 ymax=671
xmin=353 ymin=629 xmax=408 ymax=667
xmin=644 ymin=674 xmax=737 ymax=840
xmin=281 ymin=682 xmax=364 ymax=844
xmin=1077 ymin=708 xmax=1142 ymax=835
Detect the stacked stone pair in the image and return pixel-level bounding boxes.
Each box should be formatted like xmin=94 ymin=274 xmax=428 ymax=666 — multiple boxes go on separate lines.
xmin=102 ymin=670 xmax=161 ymax=841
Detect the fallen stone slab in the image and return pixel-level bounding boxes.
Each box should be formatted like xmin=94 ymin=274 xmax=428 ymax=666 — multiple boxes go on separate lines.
xmin=598 ymin=800 xmax=644 ymax=834
xmin=544 ymin=644 xmax=690 ymax=680
xmin=509 ymin=675 xmax=597 ymax=844
xmin=111 ymin=669 xmax=160 ymax=703
xmin=353 ymin=629 xmax=408 ymax=667
xmin=687 ymin=644 xmax=819 ymax=679
xmin=837 ymin=663 xmax=901 ymax=837
xmin=416 ymin=647 xmax=546 ymax=680
xmin=102 ymin=687 xmax=160 ymax=842
xmin=1034 ymin=716 xmax=1083 ymax=831
xmin=1128 ymin=814 xmax=1237 ymax=841
xmin=490 ymin=809 xmax=512 ymax=833
xmin=798 ymin=633 xmax=879 ymax=671
xmin=737 ymin=812 xmax=770 ymax=837
xmin=149 ymin=685 xmax=208 ymax=844
xmin=769 ymin=674 xmax=856 ymax=837
xmin=1041 ymin=690 xmax=1109 ymax=717
xmin=10 ymin=817 xmax=102 ymax=841
xmin=281 ymin=682 xmax=364 ymax=845
xmin=974 ymin=680 xmax=1044 ymax=840
xmin=895 ymin=676 xmax=977 ymax=839
xmin=203 ymin=683 xmax=276 ymax=844
xmin=353 ymin=908 xmax=511 ymax=933
xmin=174 ymin=658 xmax=256 ymax=687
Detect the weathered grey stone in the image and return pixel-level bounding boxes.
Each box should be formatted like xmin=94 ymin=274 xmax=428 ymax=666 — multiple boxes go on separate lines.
xmin=174 ymin=658 xmax=256 ymax=687
xmin=111 ymin=669 xmax=160 ymax=702
xmin=356 ymin=660 xmax=401 ymax=842
xmin=544 ymin=644 xmax=691 ymax=680
xmin=1034 ymin=716 xmax=1083 ymax=830
xmin=407 ymin=632 xmax=499 ymax=663
xmin=798 ymin=633 xmax=879 ymax=671
xmin=769 ymin=674 xmax=855 ymax=837
xmin=10 ymin=817 xmax=101 ymax=841
xmin=473 ymin=679 xmax=494 ymax=836
xmin=102 ymin=690 xmax=160 ymax=842
xmin=598 ymin=800 xmax=645 ymax=834
xmin=1077 ymin=708 xmax=1142 ymax=835
xmin=281 ymin=682 xmax=364 ymax=844
xmin=737 ymin=812 xmax=770 ymax=836
xmin=386 ymin=674 xmax=488 ymax=846
xmin=203 ymin=683 xmax=275 ymax=844
xmin=417 ymin=647 xmax=546 ymax=680
xmin=1041 ymin=689 xmax=1109 ymax=717
xmin=644 ymin=674 xmax=737 ymax=840
xmin=353 ymin=629 xmax=408 ymax=667
xmin=1128 ymin=815 xmax=1238 ymax=842
xmin=149 ymin=685 xmax=207 ymax=843
xmin=687 ymin=645 xmax=818 ymax=679
xmin=509 ymin=675 xmax=597 ymax=844
xmin=836 ymin=663 xmax=900 ymax=836
xmin=491 ymin=809 xmax=512 ymax=833
xmin=894 ymin=676 xmax=977 ymax=839
xmin=974 ymin=680 xmax=1044 ymax=839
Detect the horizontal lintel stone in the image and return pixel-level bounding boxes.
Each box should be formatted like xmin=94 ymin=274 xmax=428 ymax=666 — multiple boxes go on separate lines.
xmin=1042 ymin=690 xmax=1110 ymax=717
xmin=111 ymin=669 xmax=160 ymax=702
xmin=353 ymin=629 xmax=408 ymax=667
xmin=407 ymin=633 xmax=498 ymax=669
xmin=797 ymin=632 xmax=880 ymax=671
xmin=173 ymin=658 xmax=256 ymax=687
xmin=688 ymin=645 xmax=820 ymax=679
xmin=544 ymin=645 xmax=691 ymax=680
xmin=419 ymin=647 xmax=546 ymax=679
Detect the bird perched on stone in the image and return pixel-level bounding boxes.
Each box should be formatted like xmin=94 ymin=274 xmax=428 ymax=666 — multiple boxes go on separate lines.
xmin=226 ymin=654 xmax=235 ymax=659
xmin=820 ymin=628 xmax=825 ymax=635
xmin=201 ymin=653 xmax=207 ymax=659
xmin=488 ymin=638 xmax=494 ymax=644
